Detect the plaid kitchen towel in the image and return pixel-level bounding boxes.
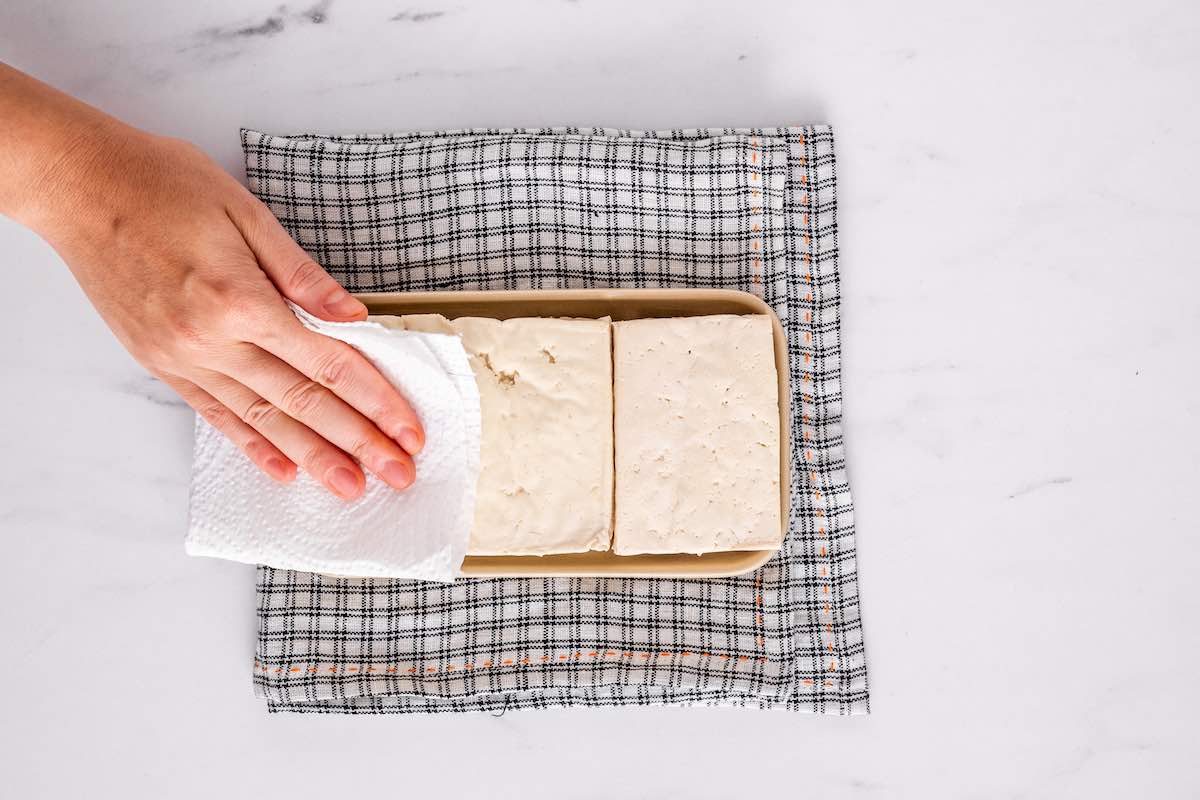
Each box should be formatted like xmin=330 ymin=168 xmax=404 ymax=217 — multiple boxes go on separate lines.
xmin=244 ymin=126 xmax=868 ymax=714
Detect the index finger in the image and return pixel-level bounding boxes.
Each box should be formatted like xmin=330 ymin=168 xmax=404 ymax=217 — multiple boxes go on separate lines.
xmin=255 ymin=313 xmax=425 ymax=456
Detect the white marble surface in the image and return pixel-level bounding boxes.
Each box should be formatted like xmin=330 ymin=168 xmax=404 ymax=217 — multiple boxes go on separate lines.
xmin=1 ymin=0 xmax=1198 ymax=797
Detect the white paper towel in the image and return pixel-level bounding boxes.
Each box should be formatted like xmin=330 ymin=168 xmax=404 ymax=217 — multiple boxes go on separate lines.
xmin=185 ymin=303 xmax=481 ymax=582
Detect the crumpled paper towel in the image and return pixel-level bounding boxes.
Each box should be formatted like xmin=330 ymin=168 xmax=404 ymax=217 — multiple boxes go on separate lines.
xmin=185 ymin=303 xmax=481 ymax=582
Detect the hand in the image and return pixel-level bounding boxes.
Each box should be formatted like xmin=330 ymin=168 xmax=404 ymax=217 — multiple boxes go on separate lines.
xmin=0 ymin=64 xmax=423 ymax=500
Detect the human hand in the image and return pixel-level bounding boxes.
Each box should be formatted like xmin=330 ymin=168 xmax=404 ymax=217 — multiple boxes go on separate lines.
xmin=0 ymin=65 xmax=422 ymax=500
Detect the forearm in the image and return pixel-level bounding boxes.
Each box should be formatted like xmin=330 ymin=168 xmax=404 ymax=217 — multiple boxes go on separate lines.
xmin=0 ymin=62 xmax=136 ymax=233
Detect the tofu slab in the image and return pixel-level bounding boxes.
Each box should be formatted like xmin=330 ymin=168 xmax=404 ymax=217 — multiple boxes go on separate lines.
xmin=612 ymin=314 xmax=781 ymax=555
xmin=372 ymin=313 xmax=614 ymax=556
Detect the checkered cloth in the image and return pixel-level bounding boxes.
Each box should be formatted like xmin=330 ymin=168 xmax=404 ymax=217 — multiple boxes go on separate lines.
xmin=244 ymin=126 xmax=868 ymax=714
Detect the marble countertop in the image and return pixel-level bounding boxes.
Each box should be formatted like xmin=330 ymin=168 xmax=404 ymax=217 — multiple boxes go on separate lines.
xmin=1 ymin=1 xmax=1197 ymax=797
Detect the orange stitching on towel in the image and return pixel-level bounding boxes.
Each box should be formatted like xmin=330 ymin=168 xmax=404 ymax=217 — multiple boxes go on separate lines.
xmin=748 ymin=140 xmax=765 ymax=298
xmin=799 ymin=127 xmax=833 ymax=686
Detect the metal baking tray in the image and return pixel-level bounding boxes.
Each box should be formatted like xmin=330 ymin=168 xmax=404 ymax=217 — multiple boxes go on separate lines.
xmin=355 ymin=288 xmax=790 ymax=578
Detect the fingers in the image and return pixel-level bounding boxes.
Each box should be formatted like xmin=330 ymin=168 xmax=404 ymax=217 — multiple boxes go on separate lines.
xmin=219 ymin=343 xmax=417 ymax=492
xmin=226 ymin=204 xmax=425 ymax=457
xmin=159 ymin=373 xmax=296 ymax=484
xmin=230 ymin=201 xmax=368 ymax=322
xmin=256 ymin=317 xmax=425 ymax=455
xmin=196 ymin=370 xmax=369 ymax=501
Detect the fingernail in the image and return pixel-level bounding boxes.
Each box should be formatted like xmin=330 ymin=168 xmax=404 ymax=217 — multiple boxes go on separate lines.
xmin=398 ymin=427 xmax=423 ymax=455
xmin=324 ymin=289 xmax=365 ymax=318
xmin=264 ymin=457 xmax=292 ymax=482
xmin=326 ymin=466 xmax=363 ymax=499
xmin=380 ymin=459 xmax=413 ymax=489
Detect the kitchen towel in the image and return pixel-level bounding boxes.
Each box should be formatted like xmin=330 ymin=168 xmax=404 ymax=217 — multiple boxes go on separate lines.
xmin=244 ymin=125 xmax=869 ymax=714
xmin=186 ymin=303 xmax=481 ymax=582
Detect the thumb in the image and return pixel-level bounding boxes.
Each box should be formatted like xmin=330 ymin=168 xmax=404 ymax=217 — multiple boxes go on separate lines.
xmin=234 ymin=200 xmax=368 ymax=322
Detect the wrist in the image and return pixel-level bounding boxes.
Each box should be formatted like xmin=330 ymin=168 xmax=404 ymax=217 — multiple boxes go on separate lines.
xmin=13 ymin=116 xmax=132 ymax=240
xmin=0 ymin=64 xmax=144 ymax=241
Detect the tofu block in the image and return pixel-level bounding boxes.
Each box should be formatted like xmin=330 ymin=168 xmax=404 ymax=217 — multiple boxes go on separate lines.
xmin=612 ymin=314 xmax=781 ymax=555
xmin=372 ymin=313 xmax=614 ymax=556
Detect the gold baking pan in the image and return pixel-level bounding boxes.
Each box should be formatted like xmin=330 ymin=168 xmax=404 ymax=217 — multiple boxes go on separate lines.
xmin=355 ymin=288 xmax=790 ymax=578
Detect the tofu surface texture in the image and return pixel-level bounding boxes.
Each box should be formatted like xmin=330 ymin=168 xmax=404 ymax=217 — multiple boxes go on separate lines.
xmin=372 ymin=313 xmax=614 ymax=556
xmin=612 ymin=314 xmax=782 ymax=555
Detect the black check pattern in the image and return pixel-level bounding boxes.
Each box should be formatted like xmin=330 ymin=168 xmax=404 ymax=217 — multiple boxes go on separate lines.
xmin=243 ymin=126 xmax=868 ymax=714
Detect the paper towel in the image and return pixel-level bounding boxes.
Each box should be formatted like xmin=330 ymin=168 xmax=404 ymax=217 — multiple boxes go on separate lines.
xmin=185 ymin=303 xmax=481 ymax=582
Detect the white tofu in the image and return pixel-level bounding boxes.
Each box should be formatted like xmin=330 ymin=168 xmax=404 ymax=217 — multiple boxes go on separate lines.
xmin=612 ymin=314 xmax=781 ymax=555
xmin=372 ymin=313 xmax=614 ymax=556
